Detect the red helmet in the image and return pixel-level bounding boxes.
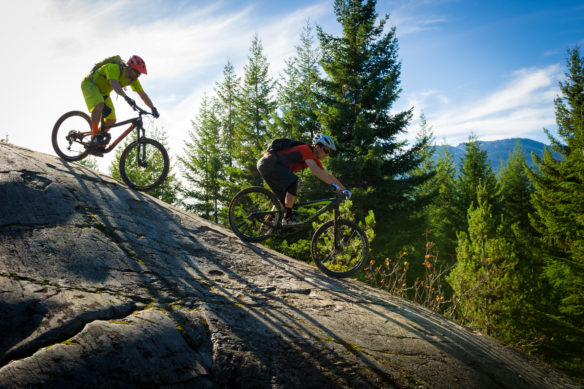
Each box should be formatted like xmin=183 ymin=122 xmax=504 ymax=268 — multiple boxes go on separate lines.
xmin=128 ymin=55 xmax=147 ymax=75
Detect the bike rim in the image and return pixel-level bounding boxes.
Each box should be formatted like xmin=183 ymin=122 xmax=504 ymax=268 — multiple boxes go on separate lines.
xmin=53 ymin=112 xmax=92 ymax=161
xmin=120 ymin=140 xmax=168 ymax=190
xmin=312 ymin=221 xmax=367 ymax=277
xmin=230 ymin=189 xmax=281 ymax=241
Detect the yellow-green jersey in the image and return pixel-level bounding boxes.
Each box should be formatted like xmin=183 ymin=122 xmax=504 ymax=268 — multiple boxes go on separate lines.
xmin=81 ymin=62 xmax=144 ymax=120
xmin=86 ymin=62 xmax=144 ymax=94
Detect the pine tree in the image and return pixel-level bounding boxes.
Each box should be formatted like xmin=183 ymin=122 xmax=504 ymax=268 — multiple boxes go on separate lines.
xmin=455 ymin=135 xmax=499 ymax=233
xmin=409 ymin=115 xmax=438 ymax=255
xmin=214 ymin=60 xmax=244 ymax=208
xmin=498 ymin=142 xmax=534 ymax=232
xmin=317 ymin=0 xmax=432 ymax=256
xmin=526 ymin=47 xmax=584 ymax=375
xmin=273 ymin=21 xmax=323 ymax=142
xmin=215 ymin=61 xmax=241 ymax=167
xmin=447 ymin=185 xmax=519 ymax=338
xmin=427 ymin=147 xmax=459 ymax=264
xmin=179 ymin=95 xmax=227 ymax=223
xmin=233 ymin=35 xmax=276 ymax=187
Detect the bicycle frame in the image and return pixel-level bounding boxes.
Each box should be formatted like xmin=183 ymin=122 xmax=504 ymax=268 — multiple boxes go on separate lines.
xmin=99 ymin=116 xmax=143 ymax=154
xmin=293 ymin=197 xmax=340 ymax=226
xmin=260 ymin=194 xmax=343 ymax=235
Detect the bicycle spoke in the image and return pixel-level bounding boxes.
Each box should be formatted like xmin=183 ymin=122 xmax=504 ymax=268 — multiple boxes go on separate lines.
xmin=119 ymin=139 xmax=169 ymax=191
xmin=311 ymin=219 xmax=368 ymax=278
xmin=228 ymin=187 xmax=282 ymax=242
xmin=52 ymin=111 xmax=92 ymax=161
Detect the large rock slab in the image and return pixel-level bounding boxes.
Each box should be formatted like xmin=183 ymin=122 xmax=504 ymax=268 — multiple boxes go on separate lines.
xmin=0 ymin=143 xmax=579 ymax=388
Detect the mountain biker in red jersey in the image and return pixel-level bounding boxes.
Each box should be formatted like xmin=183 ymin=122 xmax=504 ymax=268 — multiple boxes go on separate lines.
xmin=80 ymin=55 xmax=159 ymax=155
xmin=257 ymin=134 xmax=351 ymax=226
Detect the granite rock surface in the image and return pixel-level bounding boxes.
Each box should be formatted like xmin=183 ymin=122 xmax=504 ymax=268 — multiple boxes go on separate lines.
xmin=0 ymin=143 xmax=579 ymax=388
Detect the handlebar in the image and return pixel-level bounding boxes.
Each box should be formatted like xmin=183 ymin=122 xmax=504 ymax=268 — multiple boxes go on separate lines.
xmin=131 ymin=104 xmax=152 ymax=116
xmin=332 ymin=188 xmax=352 ymax=201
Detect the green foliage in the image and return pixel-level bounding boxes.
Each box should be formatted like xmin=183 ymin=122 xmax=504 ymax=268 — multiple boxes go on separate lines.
xmin=272 ymin=21 xmax=323 ymax=142
xmin=77 ymin=157 xmax=99 ymax=171
xmin=233 ymin=34 xmax=276 ymax=187
xmin=179 ymin=95 xmax=227 ymax=223
xmin=526 ymin=47 xmax=584 ymax=377
xmin=447 ymin=186 xmax=520 ymax=339
xmin=317 ymin=0 xmax=433 ymax=258
xmin=455 ymin=134 xmax=500 ymax=232
xmin=426 ymin=147 xmax=459 ymax=264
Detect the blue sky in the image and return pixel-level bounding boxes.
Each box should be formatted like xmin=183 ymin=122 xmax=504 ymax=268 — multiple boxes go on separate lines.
xmin=1 ymin=0 xmax=582 ymax=171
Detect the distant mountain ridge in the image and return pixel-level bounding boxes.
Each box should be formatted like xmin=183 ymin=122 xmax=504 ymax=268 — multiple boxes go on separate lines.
xmin=432 ymin=138 xmax=555 ymax=172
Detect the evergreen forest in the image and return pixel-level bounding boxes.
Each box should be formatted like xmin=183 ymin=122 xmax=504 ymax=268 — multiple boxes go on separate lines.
xmin=105 ymin=0 xmax=583 ymax=381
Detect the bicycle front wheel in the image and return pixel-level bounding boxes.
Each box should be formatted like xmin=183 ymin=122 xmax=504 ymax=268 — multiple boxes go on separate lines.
xmin=119 ymin=138 xmax=169 ymax=191
xmin=228 ymin=186 xmax=283 ymax=242
xmin=51 ymin=111 xmax=92 ymax=161
xmin=311 ymin=219 xmax=369 ymax=278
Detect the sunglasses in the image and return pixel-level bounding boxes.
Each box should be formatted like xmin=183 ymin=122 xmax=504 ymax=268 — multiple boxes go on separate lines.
xmin=322 ymin=147 xmax=331 ymax=154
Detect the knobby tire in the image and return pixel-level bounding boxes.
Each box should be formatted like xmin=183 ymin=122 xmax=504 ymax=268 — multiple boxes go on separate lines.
xmin=311 ymin=219 xmax=369 ymax=278
xmin=51 ymin=111 xmax=92 ymax=161
xmin=119 ymin=138 xmax=169 ymax=191
xmin=228 ymin=186 xmax=283 ymax=242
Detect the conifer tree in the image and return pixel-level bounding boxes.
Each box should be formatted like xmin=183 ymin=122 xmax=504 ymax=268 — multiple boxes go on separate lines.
xmin=214 ymin=60 xmax=243 ymax=206
xmin=447 ymin=185 xmax=519 ymax=338
xmin=455 ymin=135 xmax=499 ymax=233
xmin=233 ymin=35 xmax=276 ymax=187
xmin=409 ymin=116 xmax=438 ymax=255
xmin=215 ymin=61 xmax=241 ymax=167
xmin=317 ymin=0 xmax=432 ymax=256
xmin=273 ymin=21 xmax=323 ymax=142
xmin=498 ymin=142 xmax=534 ymax=232
xmin=427 ymin=147 xmax=460 ymax=264
xmin=179 ymin=95 xmax=226 ymax=223
xmin=526 ymin=47 xmax=584 ymax=374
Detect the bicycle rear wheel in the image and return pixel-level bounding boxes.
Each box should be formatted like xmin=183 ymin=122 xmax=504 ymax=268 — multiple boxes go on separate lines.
xmin=311 ymin=219 xmax=369 ymax=278
xmin=119 ymin=138 xmax=169 ymax=191
xmin=228 ymin=186 xmax=283 ymax=242
xmin=51 ymin=111 xmax=92 ymax=161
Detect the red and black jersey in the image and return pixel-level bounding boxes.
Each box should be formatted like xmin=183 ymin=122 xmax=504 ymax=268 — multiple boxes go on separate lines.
xmin=276 ymin=144 xmax=324 ymax=172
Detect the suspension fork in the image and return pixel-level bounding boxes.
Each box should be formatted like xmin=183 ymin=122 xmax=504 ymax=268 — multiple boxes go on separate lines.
xmin=136 ymin=121 xmax=148 ymax=168
xmin=332 ymin=206 xmax=340 ymax=253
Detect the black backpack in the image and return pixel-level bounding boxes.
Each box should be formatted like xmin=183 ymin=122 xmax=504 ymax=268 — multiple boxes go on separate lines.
xmin=266 ymin=138 xmax=306 ymax=154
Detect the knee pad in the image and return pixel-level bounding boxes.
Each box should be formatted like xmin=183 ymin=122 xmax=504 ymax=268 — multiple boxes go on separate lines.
xmin=102 ymin=105 xmax=112 ymax=119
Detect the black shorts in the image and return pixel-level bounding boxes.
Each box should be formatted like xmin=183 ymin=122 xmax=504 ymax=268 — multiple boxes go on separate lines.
xmin=257 ymin=154 xmax=299 ymax=203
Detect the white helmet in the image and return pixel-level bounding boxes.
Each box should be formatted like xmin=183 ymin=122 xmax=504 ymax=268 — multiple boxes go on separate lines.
xmin=312 ymin=133 xmax=336 ymax=151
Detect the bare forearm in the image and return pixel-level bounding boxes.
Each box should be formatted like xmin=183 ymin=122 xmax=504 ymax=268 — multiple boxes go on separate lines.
xmin=309 ymin=165 xmax=345 ymax=190
xmin=138 ymin=91 xmax=154 ymax=109
xmin=109 ymin=80 xmax=128 ymax=98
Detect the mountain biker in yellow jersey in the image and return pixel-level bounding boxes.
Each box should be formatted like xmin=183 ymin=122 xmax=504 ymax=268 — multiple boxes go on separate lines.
xmin=257 ymin=134 xmax=351 ymax=226
xmin=80 ymin=55 xmax=159 ymax=155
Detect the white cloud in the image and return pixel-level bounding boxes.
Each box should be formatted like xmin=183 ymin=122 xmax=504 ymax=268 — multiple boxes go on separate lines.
xmin=402 ymin=65 xmax=562 ymax=146
xmin=0 ymin=0 xmax=329 ymax=172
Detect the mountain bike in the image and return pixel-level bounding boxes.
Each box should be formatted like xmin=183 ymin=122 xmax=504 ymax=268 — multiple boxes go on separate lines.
xmin=51 ymin=104 xmax=169 ymax=191
xmin=228 ymin=186 xmax=369 ymax=278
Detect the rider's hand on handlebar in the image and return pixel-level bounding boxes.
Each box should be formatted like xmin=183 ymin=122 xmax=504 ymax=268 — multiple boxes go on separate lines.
xmin=331 ymin=183 xmax=341 ymax=191
xmin=343 ymin=189 xmax=352 ymax=199
xmin=124 ymin=95 xmax=136 ymax=108
xmin=152 ymin=107 xmax=160 ymax=118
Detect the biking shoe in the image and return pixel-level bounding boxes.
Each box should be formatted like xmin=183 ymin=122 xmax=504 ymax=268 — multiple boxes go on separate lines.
xmin=282 ymin=214 xmax=301 ymax=227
